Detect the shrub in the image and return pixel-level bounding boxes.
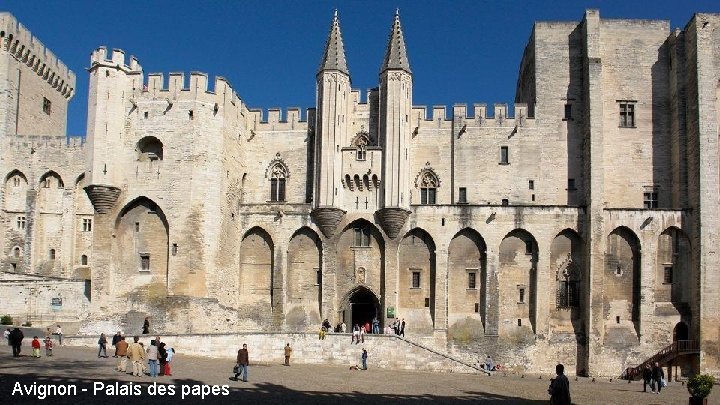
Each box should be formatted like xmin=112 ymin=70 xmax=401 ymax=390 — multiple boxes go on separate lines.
xmin=0 ymin=315 xmax=12 ymax=325
xmin=687 ymin=374 xmax=715 ymax=399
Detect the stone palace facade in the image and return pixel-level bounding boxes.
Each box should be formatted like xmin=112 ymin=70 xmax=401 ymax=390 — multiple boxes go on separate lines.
xmin=1 ymin=9 xmax=719 ymax=376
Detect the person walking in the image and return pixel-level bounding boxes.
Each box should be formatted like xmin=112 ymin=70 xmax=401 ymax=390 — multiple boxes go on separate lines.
xmin=284 ymin=343 xmax=292 ymax=366
xmin=651 ymin=362 xmax=665 ymax=394
xmin=400 ymin=318 xmax=406 ymax=337
xmin=142 ymin=317 xmax=150 ymax=335
xmin=233 ymin=343 xmax=249 ymax=382
xmin=4 ymin=328 xmax=10 ymax=345
xmin=548 ymin=363 xmax=571 ymax=405
xmin=361 ymin=348 xmax=368 ymax=370
xmin=146 ymin=340 xmax=159 ymax=377
xmin=127 ymin=336 xmax=146 ymax=376
xmin=111 ymin=331 xmax=121 ymax=357
xmin=9 ymin=327 xmax=24 ymax=357
xmin=44 ymin=336 xmax=53 ymax=356
xmin=31 ymin=336 xmax=41 ymax=358
xmin=55 ymin=325 xmax=63 ymax=346
xmin=642 ymin=364 xmax=652 ymax=392
xmin=164 ymin=346 xmax=174 ymax=376
xmin=115 ymin=336 xmax=128 ymax=372
xmin=98 ymin=333 xmax=108 ymax=358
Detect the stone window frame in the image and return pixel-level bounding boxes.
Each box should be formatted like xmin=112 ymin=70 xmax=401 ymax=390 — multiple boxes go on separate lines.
xmin=10 ymin=246 xmax=21 ymax=258
xmin=466 ymin=268 xmax=478 ymax=290
xmin=499 ymin=146 xmax=509 ymax=165
xmin=663 ymin=264 xmax=673 ymax=285
xmin=618 ymin=100 xmax=637 ymax=128
xmin=48 ymin=248 xmax=56 ymax=260
xmin=82 ymin=218 xmax=92 ymax=232
xmin=517 ymin=284 xmax=526 ymax=304
xmin=16 ymin=215 xmax=26 ymax=231
xmin=414 ymin=163 xmax=441 ymax=206
xmin=80 ymin=254 xmax=88 ymax=266
xmin=42 ymin=97 xmax=52 ymax=115
xmin=556 ymin=254 xmax=581 ymax=309
xmin=643 ymin=186 xmax=658 ymax=209
xmin=410 ymin=269 xmax=421 ymax=289
xmin=139 ymin=253 xmax=151 ymax=272
xmin=352 ymin=227 xmax=371 ymax=248
xmin=457 ymin=187 xmax=468 ymax=204
xmin=265 ymin=153 xmax=290 ymax=203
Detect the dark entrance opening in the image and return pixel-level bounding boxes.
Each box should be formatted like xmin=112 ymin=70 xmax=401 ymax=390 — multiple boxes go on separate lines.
xmin=673 ymin=321 xmax=689 ymax=341
xmin=347 ymin=287 xmax=380 ymax=330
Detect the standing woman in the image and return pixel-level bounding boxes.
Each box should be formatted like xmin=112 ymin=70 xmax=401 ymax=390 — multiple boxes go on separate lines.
xmin=97 ymin=333 xmax=108 ymax=358
xmin=164 ymin=346 xmax=174 ymax=376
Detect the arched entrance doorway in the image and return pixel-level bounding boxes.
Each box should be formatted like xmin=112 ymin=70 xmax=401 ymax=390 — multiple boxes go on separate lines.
xmin=345 ymin=287 xmax=380 ymax=330
xmin=673 ymin=322 xmax=689 ymax=341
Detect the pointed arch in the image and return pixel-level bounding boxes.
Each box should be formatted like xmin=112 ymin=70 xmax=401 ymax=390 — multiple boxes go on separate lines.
xmin=5 ymin=169 xmax=28 ymax=184
xmin=239 ymin=226 xmax=275 ymax=318
xmin=287 ymin=227 xmax=323 ymax=329
xmin=657 ymin=226 xmax=690 ymax=307
xmin=498 ymin=228 xmax=539 ymax=335
xmin=266 ymin=154 xmax=288 ymax=202
xmin=414 ymin=164 xmax=440 ymax=205
xmin=605 ymin=226 xmax=641 ymax=339
xmin=74 ymin=172 xmax=86 ymax=186
xmin=399 ymin=227 xmax=437 ymax=329
xmin=448 ymin=228 xmax=487 ymax=331
xmin=136 ymin=136 xmax=163 ymax=161
xmin=39 ymin=170 xmax=64 ymax=188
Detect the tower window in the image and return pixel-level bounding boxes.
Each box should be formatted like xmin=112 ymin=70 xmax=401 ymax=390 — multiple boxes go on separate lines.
xmin=518 ymin=287 xmax=526 ymax=304
xmin=411 ymin=271 xmax=421 ymax=288
xmin=356 ymin=146 xmax=366 ymax=161
xmin=418 ymin=171 xmax=439 ymax=205
xmin=500 ymin=146 xmax=509 ymax=164
xmin=43 ymin=98 xmax=52 ymax=115
xmin=269 ymin=163 xmax=287 ymax=202
xmin=643 ymin=191 xmax=658 ymax=209
xmin=49 ymin=249 xmax=56 ymax=260
xmin=467 ymin=271 xmax=476 ymax=289
xmin=528 ymin=180 xmax=534 ymax=190
xmin=140 ymin=255 xmax=150 ymax=271
xmin=81 ymin=255 xmax=88 ymax=266
xmin=82 ymin=218 xmax=92 ymax=232
xmin=619 ymin=101 xmax=636 ymax=128
xmin=458 ymin=187 xmax=467 ymax=204
xmin=16 ymin=216 xmax=26 ymax=230
xmin=353 ymin=227 xmax=371 ymax=247
xmin=663 ymin=266 xmax=673 ymax=284
xmin=564 ymin=104 xmax=572 ymax=120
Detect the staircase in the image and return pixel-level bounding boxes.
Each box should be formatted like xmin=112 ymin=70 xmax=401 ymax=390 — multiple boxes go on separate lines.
xmin=622 ymin=340 xmax=699 ymax=380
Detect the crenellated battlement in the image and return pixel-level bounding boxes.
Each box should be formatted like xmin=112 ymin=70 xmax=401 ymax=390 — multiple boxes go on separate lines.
xmin=410 ymin=102 xmax=535 ymax=130
xmin=3 ymin=134 xmax=86 ymax=151
xmin=90 ymin=46 xmax=142 ymax=72
xmin=0 ymin=12 xmax=76 ymax=99
xmin=248 ymin=107 xmax=310 ymax=132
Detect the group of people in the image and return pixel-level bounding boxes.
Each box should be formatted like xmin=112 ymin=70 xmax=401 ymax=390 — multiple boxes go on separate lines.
xmin=106 ymin=332 xmax=174 ymax=378
xmin=642 ymin=362 xmax=666 ymax=394
xmin=321 ymin=317 xmax=407 ymax=341
xmin=5 ymin=325 xmax=61 ymax=358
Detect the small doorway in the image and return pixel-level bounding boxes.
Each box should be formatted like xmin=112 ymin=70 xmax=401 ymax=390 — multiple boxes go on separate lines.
xmin=673 ymin=321 xmax=689 ymax=341
xmin=345 ymin=287 xmax=380 ymax=331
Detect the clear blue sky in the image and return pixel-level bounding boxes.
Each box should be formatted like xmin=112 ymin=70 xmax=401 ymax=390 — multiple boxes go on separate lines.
xmin=4 ymin=1 xmax=718 ymax=136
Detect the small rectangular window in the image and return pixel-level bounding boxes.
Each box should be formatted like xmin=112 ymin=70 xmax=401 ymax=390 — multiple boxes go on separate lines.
xmin=43 ymin=97 xmax=52 ymax=115
xmin=501 ymin=199 xmax=509 ymax=206
xmin=82 ymin=218 xmax=92 ymax=232
xmin=500 ymin=146 xmax=509 ymax=164
xmin=663 ymin=266 xmax=673 ymax=284
xmin=644 ymin=192 xmax=658 ymax=209
xmin=140 ymin=255 xmax=150 ymax=271
xmin=356 ymin=148 xmax=366 ymax=161
xmin=353 ymin=228 xmax=370 ymax=247
xmin=564 ymin=103 xmax=572 ymax=120
xmin=474 ymin=303 xmax=480 ymax=313
xmin=188 ymin=110 xmax=194 ymax=120
xmin=568 ymin=178 xmax=576 ymax=191
xmin=316 ymin=269 xmax=322 ymax=285
xmin=517 ymin=319 xmax=522 ymax=327
xmin=135 ymin=222 xmax=140 ymax=232
xmin=412 ymin=271 xmax=421 ymax=288
xmin=528 ymin=180 xmax=534 ymax=190
xmin=518 ymin=287 xmax=526 ymax=304
xmin=49 ymin=249 xmax=56 ymax=260
xmin=16 ymin=216 xmax=26 ymax=231
xmin=424 ymin=297 xmax=430 ymax=307
xmin=421 ymin=188 xmax=436 ymax=205
xmin=458 ymin=187 xmax=467 ymax=204
xmin=619 ymin=101 xmax=636 ymax=128
xmin=468 ymin=272 xmax=476 ymax=289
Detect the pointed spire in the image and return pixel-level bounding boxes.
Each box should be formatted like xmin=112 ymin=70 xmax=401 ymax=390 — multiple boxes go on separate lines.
xmin=381 ymin=11 xmax=411 ymax=74
xmin=318 ymin=10 xmax=349 ymax=76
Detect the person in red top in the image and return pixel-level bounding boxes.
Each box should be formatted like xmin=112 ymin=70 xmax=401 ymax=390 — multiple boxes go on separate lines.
xmin=31 ymin=336 xmax=41 ymax=358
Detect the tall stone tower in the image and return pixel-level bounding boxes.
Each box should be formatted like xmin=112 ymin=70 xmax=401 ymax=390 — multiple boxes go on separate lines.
xmin=311 ymin=11 xmax=351 ymax=237
xmin=377 ymin=11 xmax=412 ymax=239
xmin=84 ymin=47 xmax=142 ymax=214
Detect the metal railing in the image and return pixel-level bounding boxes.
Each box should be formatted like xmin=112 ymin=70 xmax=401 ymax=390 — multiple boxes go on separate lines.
xmin=623 ymin=340 xmax=699 ymax=380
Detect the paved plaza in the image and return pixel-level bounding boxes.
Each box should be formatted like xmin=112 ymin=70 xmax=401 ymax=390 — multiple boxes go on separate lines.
xmin=0 ymin=344 xmax=707 ymax=404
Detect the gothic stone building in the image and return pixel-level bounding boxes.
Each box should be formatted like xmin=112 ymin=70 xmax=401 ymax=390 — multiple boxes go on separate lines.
xmin=1 ymin=9 xmax=720 ymax=377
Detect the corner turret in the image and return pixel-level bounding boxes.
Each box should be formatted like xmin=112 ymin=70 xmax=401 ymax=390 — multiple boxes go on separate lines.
xmin=377 ymin=11 xmax=412 ymax=239
xmin=312 ymin=11 xmax=352 ymax=237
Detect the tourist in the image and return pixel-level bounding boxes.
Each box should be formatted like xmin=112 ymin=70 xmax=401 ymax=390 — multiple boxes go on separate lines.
xmin=548 ymin=363 xmax=571 ymax=405
xmin=359 ymin=324 xmax=365 ymax=343
xmin=44 ymin=336 xmax=53 ymax=356
xmin=142 ymin=317 xmax=150 ymax=334
xmin=31 ymin=336 xmax=41 ymax=358
xmin=642 ymin=364 xmax=652 ymax=392
xmin=127 ymin=336 xmax=146 ymax=377
xmin=484 ymin=355 xmax=495 ymax=372
xmin=97 ymin=333 xmax=108 ymax=358
xmin=651 ymin=362 xmax=664 ymax=394
xmin=400 ymin=318 xmax=406 ymax=337
xmin=341 ymin=322 xmax=347 ymax=333
xmin=322 ymin=318 xmax=331 ymax=331
xmin=233 ymin=343 xmax=249 ymax=382
xmin=284 ymin=343 xmax=292 ymax=366
xmin=372 ymin=317 xmax=380 ymax=334
xmin=361 ymin=348 xmax=368 ymax=370
xmin=158 ymin=342 xmax=167 ymax=376
xmin=319 ymin=324 xmax=327 ymax=340
xmin=164 ymin=346 xmax=174 ymax=376
xmin=4 ymin=328 xmax=10 ymax=345
xmin=393 ymin=320 xmax=399 ymax=335
xmin=9 ymin=327 xmax=24 ymax=357
xmin=111 ymin=331 xmax=121 ymax=357
xmin=115 ymin=336 xmax=128 ymax=372
xmin=363 ymin=321 xmax=370 ymax=334
xmin=352 ymin=324 xmax=360 ymax=344
xmin=147 ymin=340 xmax=159 ymax=377
xmin=55 ymin=324 xmax=63 ymax=345
xmin=385 ymin=325 xmax=392 ymax=334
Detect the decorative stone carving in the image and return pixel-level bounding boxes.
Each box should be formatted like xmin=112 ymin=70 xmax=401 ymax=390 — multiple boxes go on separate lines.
xmin=355 ymin=267 xmax=366 ymax=284
xmin=376 ymin=207 xmax=410 ymax=239
xmin=311 ymin=207 xmax=346 ymax=238
xmin=414 ymin=162 xmax=441 ymax=188
xmin=84 ymin=184 xmax=121 ymax=214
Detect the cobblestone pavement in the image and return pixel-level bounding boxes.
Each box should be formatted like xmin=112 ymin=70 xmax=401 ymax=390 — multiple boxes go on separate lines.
xmin=0 ymin=344 xmax=707 ymax=404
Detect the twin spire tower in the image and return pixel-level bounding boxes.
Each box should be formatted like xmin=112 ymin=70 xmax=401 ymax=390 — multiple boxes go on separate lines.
xmin=312 ymin=10 xmax=413 ymax=239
